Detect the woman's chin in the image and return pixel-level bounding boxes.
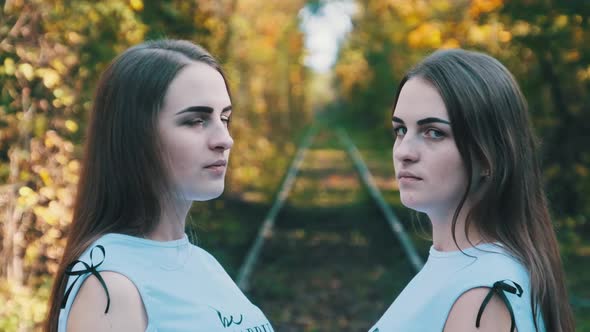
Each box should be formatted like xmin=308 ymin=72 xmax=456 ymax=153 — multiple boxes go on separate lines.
xmin=188 ymin=186 xmax=225 ymax=202
xmin=400 ymin=194 xmax=419 ymax=209
xmin=400 ymin=196 xmax=430 ymax=214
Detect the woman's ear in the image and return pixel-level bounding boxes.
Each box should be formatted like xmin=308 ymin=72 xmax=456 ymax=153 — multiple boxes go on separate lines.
xmin=470 ymin=153 xmax=490 ymax=193
xmin=481 ymin=168 xmax=490 ymax=178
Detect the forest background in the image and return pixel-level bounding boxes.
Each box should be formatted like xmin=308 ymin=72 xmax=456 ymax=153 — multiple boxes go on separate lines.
xmin=1 ymin=0 xmax=589 ymax=330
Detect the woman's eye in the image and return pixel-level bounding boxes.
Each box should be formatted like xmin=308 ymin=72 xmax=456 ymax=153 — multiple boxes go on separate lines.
xmin=424 ymin=128 xmax=445 ymax=139
xmin=184 ymin=118 xmax=205 ymax=127
xmin=221 ymin=116 xmax=231 ymax=126
xmin=392 ymin=126 xmax=407 ymax=137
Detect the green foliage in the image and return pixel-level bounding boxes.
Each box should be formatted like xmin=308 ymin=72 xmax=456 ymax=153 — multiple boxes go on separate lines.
xmin=0 ymin=278 xmax=51 ymax=331
xmin=334 ymin=0 xmax=590 ymax=326
xmin=1 ymin=0 xmax=588 ymax=329
xmin=334 ymin=0 xmax=590 ymax=245
xmin=0 ymin=0 xmax=309 ymax=329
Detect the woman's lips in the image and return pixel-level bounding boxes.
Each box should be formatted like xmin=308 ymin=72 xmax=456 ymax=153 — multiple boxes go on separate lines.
xmin=398 ymin=176 xmax=422 ymax=185
xmin=204 ymin=160 xmax=227 ymax=176
xmin=397 ymin=171 xmax=422 ymax=185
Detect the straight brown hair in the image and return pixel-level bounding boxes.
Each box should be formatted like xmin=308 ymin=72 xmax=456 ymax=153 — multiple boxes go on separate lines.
xmin=393 ymin=49 xmax=575 ymax=332
xmin=45 ymin=39 xmax=230 ymax=331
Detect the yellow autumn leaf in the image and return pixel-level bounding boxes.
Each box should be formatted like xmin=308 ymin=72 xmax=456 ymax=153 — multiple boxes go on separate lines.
xmin=52 ymin=99 xmax=63 ymax=108
xmin=48 ymin=200 xmax=65 ymax=215
xmin=68 ymin=160 xmax=80 ymax=172
xmin=256 ymin=137 xmax=271 ymax=150
xmin=499 ymin=30 xmax=512 ymax=43
xmin=61 ymin=93 xmax=75 ymax=106
xmin=18 ymin=63 xmax=34 ymax=80
xmin=19 ymin=188 xmax=39 ymax=207
xmin=88 ymin=9 xmax=100 ymax=22
xmin=468 ymin=25 xmax=491 ymax=45
xmin=33 ymin=206 xmax=59 ymax=225
xmin=25 ymin=194 xmax=39 ymax=207
xmin=39 ymin=168 xmax=53 ymax=186
xmin=53 ymin=88 xmax=64 ymax=98
xmin=39 ymin=186 xmax=56 ymax=200
xmin=469 ymin=0 xmax=503 ymax=17
xmin=57 ymin=188 xmax=74 ymax=206
xmin=408 ymin=23 xmax=441 ymax=49
xmin=25 ymin=241 xmax=40 ymax=265
xmin=576 ymin=67 xmax=590 ymax=81
xmin=130 ymin=0 xmax=144 ymax=11
xmin=440 ymin=38 xmax=460 ymax=49
xmin=39 ymin=68 xmax=61 ymax=89
xmin=126 ymin=29 xmax=145 ymax=44
xmin=47 ymin=228 xmax=62 ymax=239
xmin=56 ymin=154 xmax=68 ymax=165
xmin=432 ymin=0 xmax=451 ymax=12
xmin=64 ymin=141 xmax=74 ymax=153
xmin=50 ymin=58 xmax=68 ymax=75
xmin=18 ymin=186 xmax=35 ymax=197
xmin=44 ymin=135 xmax=55 ymax=148
xmin=564 ymin=50 xmax=580 ymax=62
xmin=69 ymin=174 xmax=80 ymax=186
xmin=67 ymin=31 xmax=84 ymax=45
xmin=32 ymin=298 xmax=48 ymax=322
xmin=65 ymin=119 xmax=79 ymax=132
xmin=4 ymin=57 xmax=15 ymax=75
xmin=47 ymin=245 xmax=63 ymax=260
xmin=512 ymin=21 xmax=531 ymax=37
xmin=555 ymin=15 xmax=568 ymax=29
xmin=65 ymin=54 xmax=78 ymax=67
xmin=17 ymin=195 xmax=27 ymax=207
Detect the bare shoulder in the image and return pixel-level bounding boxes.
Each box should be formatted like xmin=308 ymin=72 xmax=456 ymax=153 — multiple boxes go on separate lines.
xmin=67 ymin=271 xmax=147 ymax=332
xmin=443 ymin=287 xmax=516 ymax=332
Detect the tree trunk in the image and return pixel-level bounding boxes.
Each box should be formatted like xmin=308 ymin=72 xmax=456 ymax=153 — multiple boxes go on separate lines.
xmin=216 ymin=0 xmax=238 ymax=63
xmin=1 ymin=86 xmax=34 ymax=286
xmin=1 ymin=154 xmax=25 ymax=285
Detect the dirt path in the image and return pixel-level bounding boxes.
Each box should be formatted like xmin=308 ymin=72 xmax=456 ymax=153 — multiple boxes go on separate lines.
xmin=245 ymin=130 xmax=418 ymax=331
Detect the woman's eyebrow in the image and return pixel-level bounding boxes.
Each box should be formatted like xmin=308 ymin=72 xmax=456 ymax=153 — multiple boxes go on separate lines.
xmin=416 ymin=117 xmax=451 ymax=126
xmin=392 ymin=116 xmax=404 ymax=124
xmin=176 ymin=106 xmax=213 ymax=115
xmin=392 ymin=116 xmax=451 ymax=125
xmin=175 ymin=105 xmax=232 ymax=115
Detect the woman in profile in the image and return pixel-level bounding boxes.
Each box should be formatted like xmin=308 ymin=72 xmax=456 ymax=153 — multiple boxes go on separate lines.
xmin=370 ymin=49 xmax=574 ymax=331
xmin=45 ymin=39 xmax=274 ymax=331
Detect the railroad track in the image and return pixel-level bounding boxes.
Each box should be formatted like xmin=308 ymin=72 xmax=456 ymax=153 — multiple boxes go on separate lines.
xmin=236 ymin=125 xmax=423 ymax=292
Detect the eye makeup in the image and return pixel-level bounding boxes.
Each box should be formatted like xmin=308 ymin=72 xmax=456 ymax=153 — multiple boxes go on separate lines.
xmin=175 ymin=105 xmax=232 ymax=127
xmin=392 ymin=116 xmax=450 ymax=140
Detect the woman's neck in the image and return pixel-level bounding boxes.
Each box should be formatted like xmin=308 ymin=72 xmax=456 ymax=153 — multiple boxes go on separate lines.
xmin=145 ymin=199 xmax=191 ymax=241
xmin=428 ymin=207 xmax=484 ymax=252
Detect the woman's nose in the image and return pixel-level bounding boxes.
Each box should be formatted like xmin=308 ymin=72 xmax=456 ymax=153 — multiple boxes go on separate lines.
xmin=393 ymin=137 xmax=419 ymax=164
xmin=208 ymin=124 xmax=233 ymax=151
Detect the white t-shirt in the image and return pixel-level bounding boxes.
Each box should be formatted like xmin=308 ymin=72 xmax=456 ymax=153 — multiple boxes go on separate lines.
xmin=58 ymin=233 xmax=273 ymax=332
xmin=369 ymin=242 xmax=544 ymax=332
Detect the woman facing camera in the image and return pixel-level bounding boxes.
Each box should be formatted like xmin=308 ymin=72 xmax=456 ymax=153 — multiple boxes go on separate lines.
xmin=45 ymin=40 xmax=273 ymax=332
xmin=370 ymin=49 xmax=574 ymax=332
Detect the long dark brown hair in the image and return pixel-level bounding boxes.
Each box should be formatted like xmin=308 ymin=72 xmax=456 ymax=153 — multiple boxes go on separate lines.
xmin=45 ymin=39 xmax=230 ymax=331
xmin=393 ymin=49 xmax=574 ymax=332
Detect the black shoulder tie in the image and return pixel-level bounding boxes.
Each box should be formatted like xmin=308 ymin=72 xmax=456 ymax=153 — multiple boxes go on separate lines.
xmin=475 ymin=280 xmax=523 ymax=332
xmin=60 ymin=245 xmax=110 ymax=313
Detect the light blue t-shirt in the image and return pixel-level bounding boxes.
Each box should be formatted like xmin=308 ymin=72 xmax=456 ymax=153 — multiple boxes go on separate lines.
xmin=369 ymin=242 xmax=545 ymax=332
xmin=58 ymin=233 xmax=273 ymax=332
